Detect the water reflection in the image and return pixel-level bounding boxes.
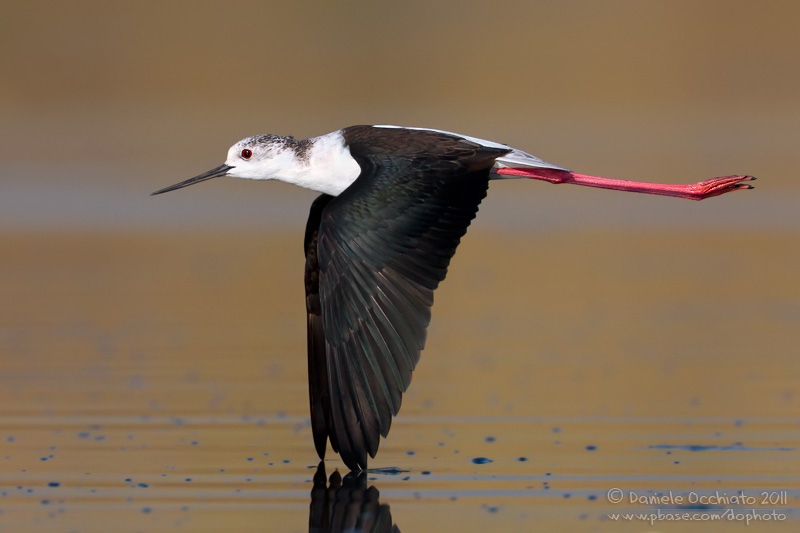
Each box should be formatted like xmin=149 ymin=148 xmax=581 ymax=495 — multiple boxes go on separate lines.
xmin=309 ymin=462 xmax=401 ymax=533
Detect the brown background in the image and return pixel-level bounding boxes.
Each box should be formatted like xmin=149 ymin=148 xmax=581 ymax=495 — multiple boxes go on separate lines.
xmin=2 ymin=1 xmax=798 ymax=189
xmin=1 ymin=1 xmax=798 ymax=531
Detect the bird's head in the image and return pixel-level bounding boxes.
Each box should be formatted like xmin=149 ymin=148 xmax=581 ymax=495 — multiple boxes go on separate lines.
xmin=151 ymin=135 xmax=299 ymax=195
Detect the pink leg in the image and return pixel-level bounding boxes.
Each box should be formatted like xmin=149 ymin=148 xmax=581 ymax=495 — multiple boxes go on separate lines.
xmin=495 ymin=168 xmax=755 ymax=201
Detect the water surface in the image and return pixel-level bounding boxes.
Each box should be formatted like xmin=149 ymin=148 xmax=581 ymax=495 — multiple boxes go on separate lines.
xmin=1 ymin=229 xmax=797 ymax=531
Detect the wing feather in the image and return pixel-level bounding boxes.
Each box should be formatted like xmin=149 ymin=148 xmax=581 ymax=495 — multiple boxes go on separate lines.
xmin=304 ymin=194 xmax=335 ymax=459
xmin=306 ymin=126 xmax=509 ymax=469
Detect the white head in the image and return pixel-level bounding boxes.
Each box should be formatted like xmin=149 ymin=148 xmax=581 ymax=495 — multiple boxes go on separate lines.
xmin=152 ymin=131 xmax=360 ymax=197
xmin=224 ymin=135 xmax=311 ymax=181
xmin=151 ymin=135 xmax=302 ymax=195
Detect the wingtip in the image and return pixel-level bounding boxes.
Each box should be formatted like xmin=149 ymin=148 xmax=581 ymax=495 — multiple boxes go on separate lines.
xmin=341 ymin=454 xmax=366 ymax=472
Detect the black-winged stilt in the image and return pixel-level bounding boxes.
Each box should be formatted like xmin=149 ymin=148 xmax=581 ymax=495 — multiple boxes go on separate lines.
xmin=153 ymin=125 xmax=754 ymax=470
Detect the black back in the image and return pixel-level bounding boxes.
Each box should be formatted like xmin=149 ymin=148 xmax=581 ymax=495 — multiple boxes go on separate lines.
xmin=304 ymin=126 xmax=509 ymax=469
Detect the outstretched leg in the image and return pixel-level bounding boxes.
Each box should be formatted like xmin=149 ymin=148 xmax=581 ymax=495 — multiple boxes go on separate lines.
xmin=494 ymin=168 xmax=755 ymax=201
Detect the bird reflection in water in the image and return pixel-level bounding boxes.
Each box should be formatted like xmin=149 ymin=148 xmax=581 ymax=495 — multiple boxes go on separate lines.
xmin=309 ymin=462 xmax=400 ymax=533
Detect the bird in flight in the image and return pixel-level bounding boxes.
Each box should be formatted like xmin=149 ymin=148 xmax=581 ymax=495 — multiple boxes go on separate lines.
xmin=152 ymin=125 xmax=754 ymax=470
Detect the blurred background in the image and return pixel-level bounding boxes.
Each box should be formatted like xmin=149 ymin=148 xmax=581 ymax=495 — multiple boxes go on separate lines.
xmin=1 ymin=1 xmax=799 ymax=531
xmin=1 ymin=0 xmax=798 ymax=229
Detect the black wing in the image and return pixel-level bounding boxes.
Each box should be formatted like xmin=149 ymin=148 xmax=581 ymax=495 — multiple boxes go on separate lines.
xmin=305 ymin=193 xmax=335 ymax=460
xmin=304 ymin=127 xmax=509 ymax=470
xmin=309 ymin=461 xmax=400 ymax=533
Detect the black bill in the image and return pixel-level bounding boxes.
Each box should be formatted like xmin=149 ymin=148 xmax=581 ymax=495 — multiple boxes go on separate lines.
xmin=151 ymin=164 xmax=233 ymax=196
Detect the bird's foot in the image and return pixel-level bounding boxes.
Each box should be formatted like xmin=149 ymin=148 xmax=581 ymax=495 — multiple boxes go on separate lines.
xmin=688 ymin=175 xmax=756 ymax=200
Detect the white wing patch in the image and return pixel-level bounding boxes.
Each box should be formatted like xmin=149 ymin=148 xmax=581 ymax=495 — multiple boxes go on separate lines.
xmin=373 ymin=125 xmax=569 ymax=173
xmin=494 ymin=149 xmax=570 ymax=172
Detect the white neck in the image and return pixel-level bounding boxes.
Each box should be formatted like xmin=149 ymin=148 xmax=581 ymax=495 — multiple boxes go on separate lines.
xmin=273 ymin=131 xmax=361 ymax=196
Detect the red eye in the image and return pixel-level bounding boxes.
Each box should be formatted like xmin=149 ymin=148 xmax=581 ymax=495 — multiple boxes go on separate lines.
xmin=241 ymin=149 xmax=252 ymax=159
